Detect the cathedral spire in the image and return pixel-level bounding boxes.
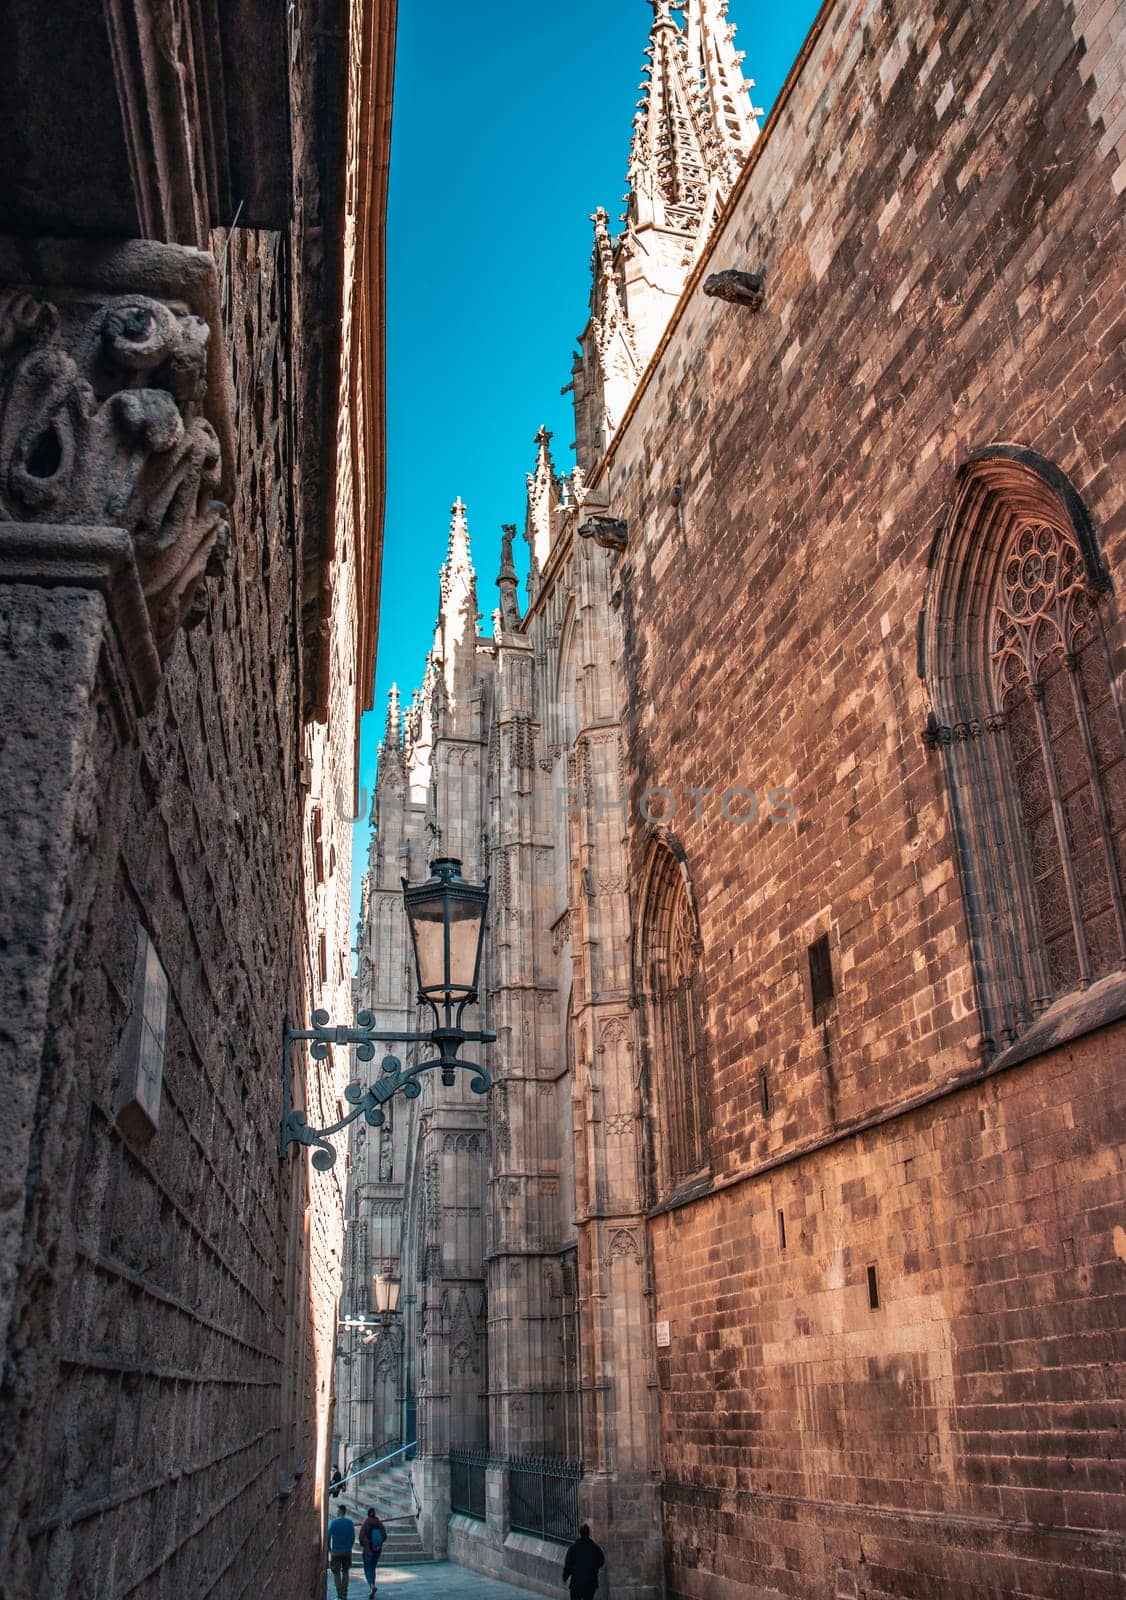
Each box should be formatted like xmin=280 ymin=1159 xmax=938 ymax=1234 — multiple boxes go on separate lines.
xmin=432 ymin=497 xmax=480 ymax=717
xmin=627 ymin=0 xmax=759 ymax=236
xmin=571 ymin=0 xmax=760 ymax=474
xmin=689 ymin=0 xmax=761 ymax=185
xmin=525 ymin=426 xmax=561 ymax=575
xmin=440 ymin=496 xmax=475 ymax=598
xmin=437 ymin=496 xmax=479 ymax=641
xmin=376 ymin=682 xmax=405 ymax=791
xmin=628 ymin=0 xmax=712 ymax=234
xmin=383 ymin=682 xmax=402 ymax=750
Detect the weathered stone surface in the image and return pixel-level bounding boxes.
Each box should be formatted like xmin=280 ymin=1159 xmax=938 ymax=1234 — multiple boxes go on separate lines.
xmin=0 ymin=0 xmax=293 ymax=240
xmin=346 ymin=0 xmax=1126 ymax=1597
xmin=0 ymin=5 xmax=392 ymax=1599
xmin=0 ymin=237 xmax=236 ymax=673
xmin=604 ymin=0 xmax=1126 ymax=1591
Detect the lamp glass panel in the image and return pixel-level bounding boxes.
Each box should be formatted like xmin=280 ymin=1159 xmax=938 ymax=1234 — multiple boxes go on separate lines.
xmin=447 ymin=898 xmax=484 ymax=995
xmin=408 ymin=895 xmax=447 ymax=993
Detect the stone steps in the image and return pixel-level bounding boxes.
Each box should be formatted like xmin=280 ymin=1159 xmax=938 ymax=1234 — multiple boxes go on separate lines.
xmin=337 ymin=1459 xmax=430 ymax=1563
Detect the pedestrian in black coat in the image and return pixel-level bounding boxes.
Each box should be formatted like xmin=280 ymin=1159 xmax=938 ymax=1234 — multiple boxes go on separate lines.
xmin=562 ymin=1523 xmax=605 ymax=1600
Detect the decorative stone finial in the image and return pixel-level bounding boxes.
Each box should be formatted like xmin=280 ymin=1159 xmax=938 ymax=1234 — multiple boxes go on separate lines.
xmin=525 ymin=428 xmax=561 ymax=575
xmin=496 ymin=523 xmax=521 ymax=632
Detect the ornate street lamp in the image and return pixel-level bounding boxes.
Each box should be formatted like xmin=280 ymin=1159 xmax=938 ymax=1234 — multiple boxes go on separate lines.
xmin=372 ymin=1270 xmax=401 ymax=1318
xmin=403 ymin=858 xmax=490 ymax=1084
xmin=280 ymin=858 xmax=494 ymax=1171
xmin=337 ymin=1272 xmax=402 ymax=1348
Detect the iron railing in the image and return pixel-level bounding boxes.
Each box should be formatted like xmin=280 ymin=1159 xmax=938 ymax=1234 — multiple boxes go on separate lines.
xmin=508 ymin=1455 xmax=582 ymax=1544
xmin=449 ymin=1447 xmax=488 ymax=1521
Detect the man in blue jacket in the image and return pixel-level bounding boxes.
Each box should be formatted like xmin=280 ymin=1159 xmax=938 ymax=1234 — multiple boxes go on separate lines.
xmin=327 ymin=1506 xmax=356 ymax=1597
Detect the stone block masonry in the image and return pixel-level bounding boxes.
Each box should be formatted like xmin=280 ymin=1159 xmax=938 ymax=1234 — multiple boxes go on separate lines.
xmin=0 ymin=0 xmax=393 ymax=1595
xmin=0 ymin=228 xmax=337 ymax=1600
xmin=337 ymin=0 xmax=1124 ymax=1595
xmin=606 ymin=0 xmax=1126 ymax=1592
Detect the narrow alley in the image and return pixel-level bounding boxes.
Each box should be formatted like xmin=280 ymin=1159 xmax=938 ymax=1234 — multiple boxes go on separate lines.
xmin=328 ymin=1563 xmax=550 ymax=1600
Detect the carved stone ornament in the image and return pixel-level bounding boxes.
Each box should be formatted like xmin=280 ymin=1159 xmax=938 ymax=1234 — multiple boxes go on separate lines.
xmin=578 ymin=514 xmax=628 ymax=552
xmin=0 ymin=238 xmax=234 ymax=706
xmin=703 ymin=267 xmax=766 ymax=309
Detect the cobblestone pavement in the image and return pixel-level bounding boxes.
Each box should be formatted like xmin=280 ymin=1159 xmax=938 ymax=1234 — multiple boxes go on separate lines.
xmin=326 ymin=1560 xmax=546 ymax=1600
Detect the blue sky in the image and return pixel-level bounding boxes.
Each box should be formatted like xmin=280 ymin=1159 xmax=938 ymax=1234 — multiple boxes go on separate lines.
xmin=350 ymin=0 xmax=822 ymax=928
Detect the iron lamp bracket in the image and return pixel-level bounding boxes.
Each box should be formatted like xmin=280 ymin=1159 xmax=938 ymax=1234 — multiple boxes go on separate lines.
xmin=280 ymin=1008 xmax=496 ymax=1172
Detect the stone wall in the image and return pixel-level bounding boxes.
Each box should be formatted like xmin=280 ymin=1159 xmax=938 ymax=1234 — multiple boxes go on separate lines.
xmin=0 ymin=1 xmax=392 ymax=1595
xmin=0 ymin=227 xmax=347 ymax=1600
xmin=651 ymin=1026 xmax=1124 ymax=1598
xmin=597 ymin=0 xmax=1126 ymax=1592
xmin=335 ymin=0 xmax=1124 ymax=1595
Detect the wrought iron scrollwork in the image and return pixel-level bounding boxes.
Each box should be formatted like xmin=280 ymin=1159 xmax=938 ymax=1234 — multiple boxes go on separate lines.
xmin=280 ymin=1007 xmax=495 ymax=1171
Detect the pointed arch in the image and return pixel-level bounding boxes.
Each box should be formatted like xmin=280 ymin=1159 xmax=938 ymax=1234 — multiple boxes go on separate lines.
xmin=921 ymin=446 xmax=1126 ymax=1051
xmin=636 ymin=833 xmax=711 ymax=1190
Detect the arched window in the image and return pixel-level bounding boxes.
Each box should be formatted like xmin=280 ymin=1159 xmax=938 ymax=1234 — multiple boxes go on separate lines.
xmin=922 ymin=447 xmax=1125 ymax=1051
xmin=637 ymin=841 xmax=710 ymax=1189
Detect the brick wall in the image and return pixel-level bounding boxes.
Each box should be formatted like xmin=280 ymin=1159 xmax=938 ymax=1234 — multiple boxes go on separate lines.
xmin=603 ymin=0 xmax=1126 ymax=1591
xmin=652 ymin=1026 xmax=1124 ymax=1597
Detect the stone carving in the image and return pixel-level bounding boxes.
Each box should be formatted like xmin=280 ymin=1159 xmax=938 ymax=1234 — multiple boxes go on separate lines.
xmin=511 ymin=714 xmax=535 ymax=770
xmin=451 ymin=1337 xmax=479 ymax=1375
xmin=600 ymin=1014 xmax=631 ymax=1045
xmin=443 ymin=1132 xmax=482 ymax=1152
xmin=702 ymin=267 xmax=766 ymax=310
xmin=493 ymin=847 xmax=511 ymax=911
xmin=492 ymin=1081 xmax=511 ymax=1157
xmin=0 ymin=287 xmax=230 ymax=657
xmin=578 ymin=514 xmax=628 ymax=552
xmin=606 ymin=1227 xmax=642 ymax=1264
xmin=425 ymin=1152 xmax=440 ymax=1212
xmin=378 ymin=1126 xmax=394 ymax=1182
xmin=990 ymin=520 xmax=1094 ymax=697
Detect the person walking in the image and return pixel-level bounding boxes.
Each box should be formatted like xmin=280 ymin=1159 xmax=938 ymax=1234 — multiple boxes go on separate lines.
xmin=327 ymin=1505 xmax=357 ymax=1598
xmin=562 ymin=1522 xmax=605 ymax=1600
xmin=359 ymin=1506 xmax=387 ymax=1596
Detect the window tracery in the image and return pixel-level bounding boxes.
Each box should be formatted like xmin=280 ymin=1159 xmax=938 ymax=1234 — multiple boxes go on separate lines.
xmin=923 ymin=450 xmax=1124 ymax=1050
xmin=638 ymin=843 xmax=710 ymax=1188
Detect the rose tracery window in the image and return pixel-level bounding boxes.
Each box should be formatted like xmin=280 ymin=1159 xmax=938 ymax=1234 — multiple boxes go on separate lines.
xmin=923 ymin=450 xmax=1125 ymax=1051
xmin=638 ymin=842 xmax=710 ymax=1189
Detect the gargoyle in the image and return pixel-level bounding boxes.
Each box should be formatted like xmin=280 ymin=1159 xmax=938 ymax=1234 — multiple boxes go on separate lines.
xmin=702 ymin=268 xmax=766 ymax=311
xmin=578 ymin=515 xmax=628 ymax=552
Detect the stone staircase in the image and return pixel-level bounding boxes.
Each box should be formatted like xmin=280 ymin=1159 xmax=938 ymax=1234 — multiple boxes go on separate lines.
xmin=338 ymin=1462 xmax=430 ymax=1565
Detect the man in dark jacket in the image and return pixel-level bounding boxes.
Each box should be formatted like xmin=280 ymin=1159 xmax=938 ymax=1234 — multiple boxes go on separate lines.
xmin=562 ymin=1523 xmax=605 ymax=1600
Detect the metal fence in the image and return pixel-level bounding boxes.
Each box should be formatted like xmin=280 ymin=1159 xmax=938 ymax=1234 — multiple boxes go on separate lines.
xmin=449 ymin=1447 xmax=488 ymax=1521
xmin=508 ymin=1455 xmax=582 ymax=1544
